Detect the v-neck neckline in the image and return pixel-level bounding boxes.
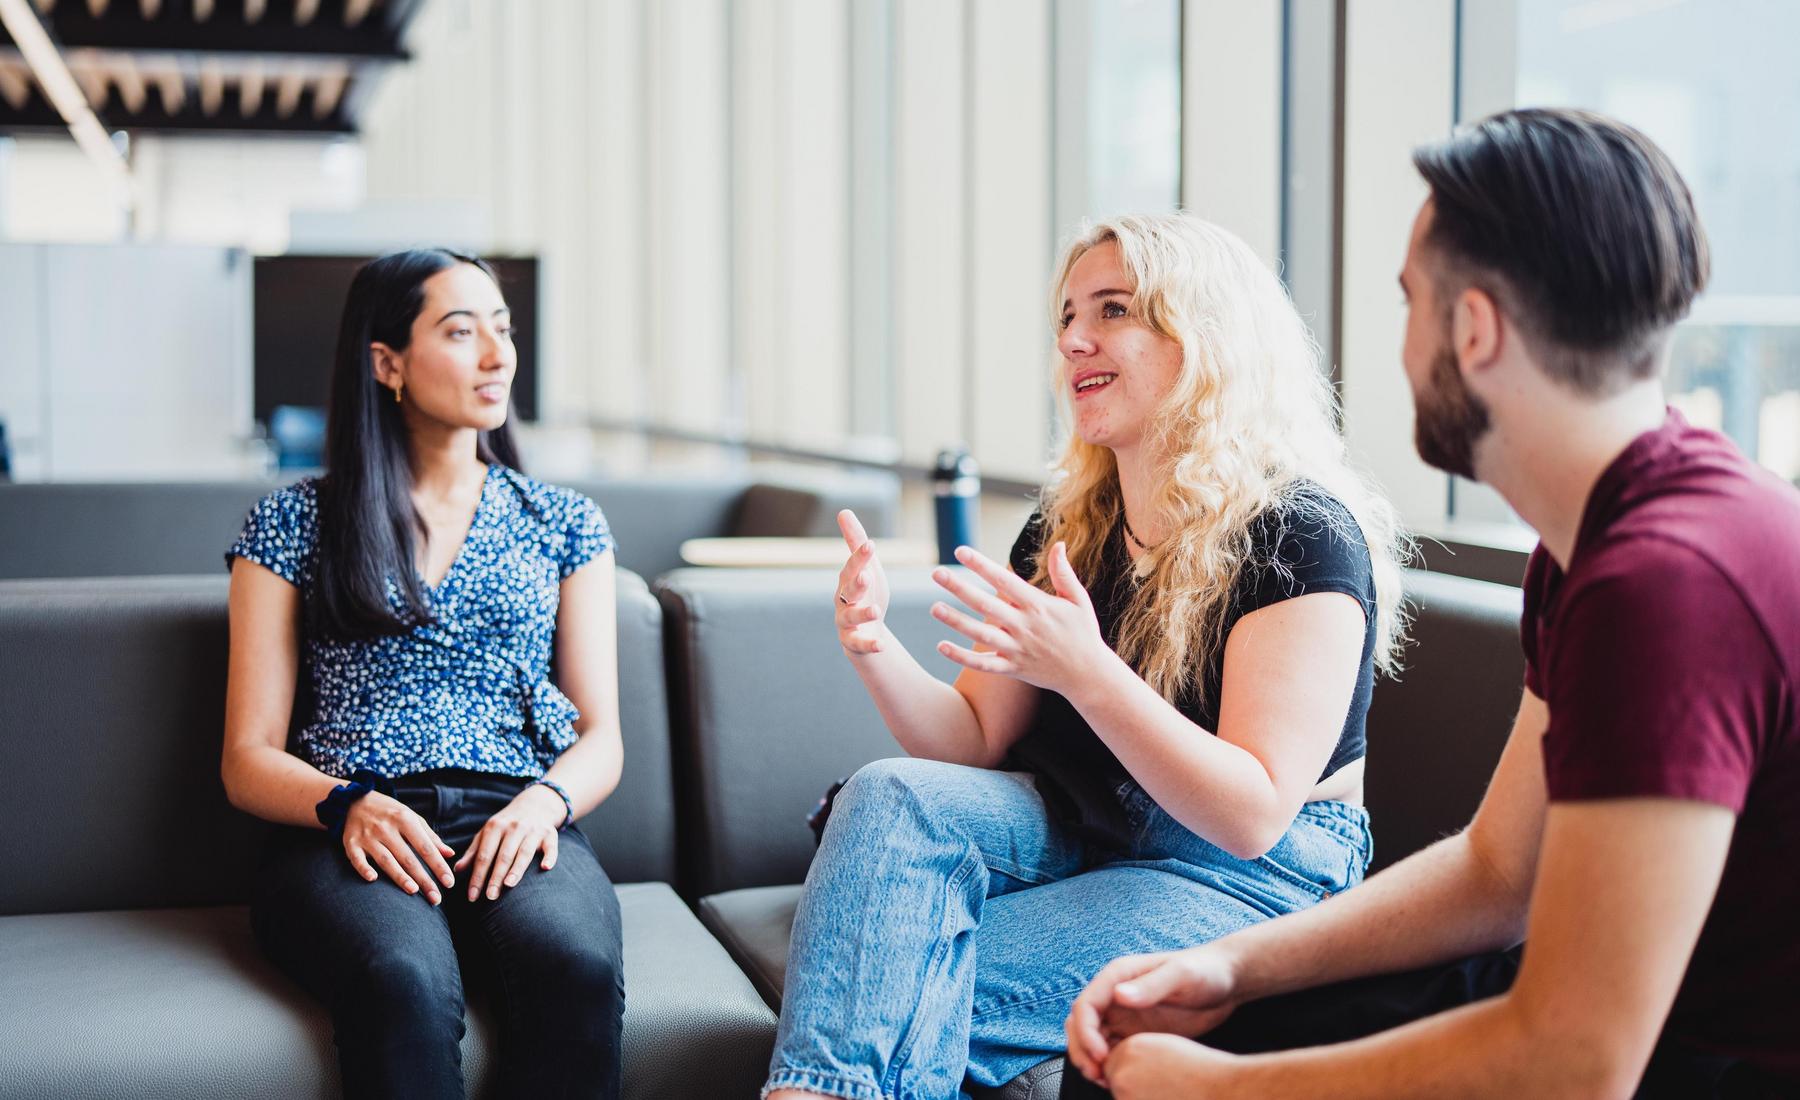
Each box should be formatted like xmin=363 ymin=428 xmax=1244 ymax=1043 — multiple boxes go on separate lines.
xmin=420 ymin=464 xmax=494 ymax=596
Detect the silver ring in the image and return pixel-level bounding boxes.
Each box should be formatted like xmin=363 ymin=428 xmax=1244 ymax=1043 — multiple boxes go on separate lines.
xmin=837 ymin=592 xmax=850 ymax=605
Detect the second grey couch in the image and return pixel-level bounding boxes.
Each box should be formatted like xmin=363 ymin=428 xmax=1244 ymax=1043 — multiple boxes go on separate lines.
xmin=0 ymin=470 xmax=899 ymax=584
xmin=658 ymin=566 xmax=1527 ymax=1100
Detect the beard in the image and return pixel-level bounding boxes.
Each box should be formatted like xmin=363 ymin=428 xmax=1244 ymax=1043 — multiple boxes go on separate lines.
xmin=1412 ymin=339 xmax=1491 ymax=481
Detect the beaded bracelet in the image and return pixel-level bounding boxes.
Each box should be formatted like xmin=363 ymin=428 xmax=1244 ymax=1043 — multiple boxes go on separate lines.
xmin=531 ymin=777 xmax=574 ymax=830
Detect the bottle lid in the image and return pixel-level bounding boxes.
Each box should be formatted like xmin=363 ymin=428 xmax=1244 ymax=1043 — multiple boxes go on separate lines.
xmin=933 ymin=446 xmax=979 ymax=480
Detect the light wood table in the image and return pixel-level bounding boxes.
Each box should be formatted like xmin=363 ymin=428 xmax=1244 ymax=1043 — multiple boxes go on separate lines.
xmin=679 ymin=536 xmax=940 ymax=568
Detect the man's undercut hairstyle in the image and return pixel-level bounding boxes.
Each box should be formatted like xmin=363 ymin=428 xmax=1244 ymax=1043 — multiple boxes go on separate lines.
xmin=1412 ymin=107 xmax=1710 ymax=394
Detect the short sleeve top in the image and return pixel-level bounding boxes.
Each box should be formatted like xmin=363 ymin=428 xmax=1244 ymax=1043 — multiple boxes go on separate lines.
xmin=1005 ymin=482 xmax=1377 ymax=840
xmin=1520 ymin=410 xmax=1800 ymax=1076
xmin=225 ymin=464 xmax=613 ymax=781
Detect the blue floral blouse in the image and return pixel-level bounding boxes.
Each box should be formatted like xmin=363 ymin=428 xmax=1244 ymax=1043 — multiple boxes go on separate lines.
xmin=225 ymin=465 xmax=613 ymax=781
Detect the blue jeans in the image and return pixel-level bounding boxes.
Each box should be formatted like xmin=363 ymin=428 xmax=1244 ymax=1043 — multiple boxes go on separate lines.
xmin=251 ymin=769 xmax=625 ymax=1100
xmin=767 ymin=757 xmax=1371 ymax=1100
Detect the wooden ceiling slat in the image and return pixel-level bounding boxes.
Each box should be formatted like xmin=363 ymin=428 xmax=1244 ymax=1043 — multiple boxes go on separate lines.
xmin=274 ymin=67 xmax=303 ymax=117
xmin=147 ymin=55 xmax=181 ymax=113
xmin=111 ymin=51 xmax=146 ymax=113
xmin=66 ymin=59 xmax=106 ymax=108
xmin=236 ymin=57 xmax=261 ymax=116
xmin=312 ymin=63 xmax=346 ymax=117
xmin=0 ymin=61 xmax=30 ymax=110
xmin=0 ymin=0 xmax=415 ymax=134
xmin=197 ymin=58 xmax=221 ymax=115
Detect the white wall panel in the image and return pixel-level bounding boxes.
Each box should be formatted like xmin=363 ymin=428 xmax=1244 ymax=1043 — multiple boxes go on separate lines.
xmin=647 ymin=0 xmax=733 ymax=434
xmin=0 ymin=245 xmax=47 ymax=479
xmin=1181 ymin=0 xmax=1282 ymax=268
xmin=586 ymin=0 xmax=650 ymax=424
xmin=970 ymin=0 xmax=1054 ymax=482
xmin=534 ymin=0 xmax=591 ymax=425
xmin=894 ymin=0 xmax=968 ymax=464
xmin=1339 ymin=0 xmax=1456 ymax=528
xmin=776 ymin=0 xmax=852 ymax=452
xmin=43 ymin=244 xmax=252 ymax=479
xmin=734 ymin=0 xmax=782 ymax=442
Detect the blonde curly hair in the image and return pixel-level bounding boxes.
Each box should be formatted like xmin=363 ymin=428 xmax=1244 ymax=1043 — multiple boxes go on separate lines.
xmin=1030 ymin=212 xmax=1410 ymax=705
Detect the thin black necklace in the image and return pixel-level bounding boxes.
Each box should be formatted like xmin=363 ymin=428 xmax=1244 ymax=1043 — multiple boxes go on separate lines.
xmin=1121 ymin=512 xmax=1154 ymax=552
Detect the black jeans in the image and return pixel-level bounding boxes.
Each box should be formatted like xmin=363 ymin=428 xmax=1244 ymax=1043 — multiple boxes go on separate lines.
xmin=252 ymin=769 xmax=624 ymax=1100
xmin=1059 ymin=948 xmax=1791 ymax=1100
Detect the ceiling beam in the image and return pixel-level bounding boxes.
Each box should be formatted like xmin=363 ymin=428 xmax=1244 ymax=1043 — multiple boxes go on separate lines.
xmin=0 ymin=2 xmax=410 ymax=58
xmin=0 ymin=0 xmax=132 ymax=200
xmin=0 ymin=57 xmax=29 ymax=107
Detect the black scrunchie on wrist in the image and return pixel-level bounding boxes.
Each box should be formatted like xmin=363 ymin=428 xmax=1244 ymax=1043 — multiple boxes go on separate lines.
xmin=315 ymin=769 xmax=394 ymax=836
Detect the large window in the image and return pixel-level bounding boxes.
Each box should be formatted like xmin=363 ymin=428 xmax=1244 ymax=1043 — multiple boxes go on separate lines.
xmin=1451 ymin=0 xmax=1800 ymax=526
xmin=1080 ymin=0 xmax=1182 ymax=220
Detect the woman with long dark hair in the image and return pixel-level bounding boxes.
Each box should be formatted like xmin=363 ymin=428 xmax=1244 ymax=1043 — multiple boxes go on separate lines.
xmin=221 ymin=249 xmax=626 ymax=1098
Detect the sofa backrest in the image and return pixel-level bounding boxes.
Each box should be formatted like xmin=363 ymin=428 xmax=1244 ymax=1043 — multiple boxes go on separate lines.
xmin=1364 ymin=570 xmax=1525 ymax=871
xmin=660 ymin=565 xmax=1528 ymax=897
xmin=564 ymin=477 xmax=751 ymax=580
xmin=0 ymin=472 xmax=900 ymax=583
xmin=0 ymin=481 xmax=282 ymax=581
xmin=0 ymin=569 xmax=676 ymax=917
xmin=656 ymin=567 xmax=961 ymax=898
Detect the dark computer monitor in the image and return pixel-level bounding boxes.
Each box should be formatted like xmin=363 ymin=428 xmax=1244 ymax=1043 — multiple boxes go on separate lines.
xmin=252 ymin=254 xmax=539 ymax=426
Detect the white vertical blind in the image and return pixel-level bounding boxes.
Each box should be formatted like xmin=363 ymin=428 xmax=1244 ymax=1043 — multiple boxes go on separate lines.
xmin=357 ymin=0 xmax=1194 ymax=484
xmin=1180 ymin=0 xmax=1282 ymax=269
xmin=1338 ymin=0 xmax=1456 ymax=528
xmin=969 ymin=0 xmax=1054 ymax=481
xmin=646 ymin=0 xmax=733 ymax=434
xmin=893 ymin=0 xmax=969 ymax=466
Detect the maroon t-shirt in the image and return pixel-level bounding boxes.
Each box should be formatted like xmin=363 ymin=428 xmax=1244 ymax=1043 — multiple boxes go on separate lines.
xmin=1522 ymin=410 xmax=1800 ymax=1075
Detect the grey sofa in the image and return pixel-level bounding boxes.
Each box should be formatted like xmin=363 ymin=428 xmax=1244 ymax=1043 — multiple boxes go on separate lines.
xmin=660 ymin=566 xmax=1526 ymax=1100
xmin=0 ymin=571 xmax=775 ymax=1100
xmin=0 ymin=561 xmax=1524 ymax=1099
xmin=0 ymin=470 xmax=899 ymax=583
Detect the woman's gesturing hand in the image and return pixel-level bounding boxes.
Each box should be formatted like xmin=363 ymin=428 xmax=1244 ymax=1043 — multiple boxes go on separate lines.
xmin=341 ymin=792 xmax=457 ymax=905
xmin=454 ymin=782 xmax=567 ymax=901
xmin=929 ymin=541 xmax=1112 ymax=696
xmin=835 ymin=509 xmax=892 ymax=656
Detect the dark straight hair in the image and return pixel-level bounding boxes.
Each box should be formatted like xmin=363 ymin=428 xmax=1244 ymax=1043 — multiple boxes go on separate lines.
xmin=1412 ymin=107 xmax=1711 ymax=394
xmin=313 ymin=248 xmax=524 ymax=639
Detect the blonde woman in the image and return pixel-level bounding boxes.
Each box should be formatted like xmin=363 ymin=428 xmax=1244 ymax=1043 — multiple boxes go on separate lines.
xmin=764 ymin=213 xmax=1409 ymax=1100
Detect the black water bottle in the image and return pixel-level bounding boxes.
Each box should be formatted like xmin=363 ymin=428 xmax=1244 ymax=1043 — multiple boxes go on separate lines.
xmin=933 ymin=447 xmax=980 ymax=565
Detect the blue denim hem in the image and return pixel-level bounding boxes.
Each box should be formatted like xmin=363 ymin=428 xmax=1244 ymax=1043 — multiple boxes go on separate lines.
xmin=764 ymin=1067 xmax=890 ymax=1100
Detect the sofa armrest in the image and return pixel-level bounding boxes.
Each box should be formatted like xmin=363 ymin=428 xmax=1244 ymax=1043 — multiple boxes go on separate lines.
xmin=655 ymin=566 xmax=958 ymax=897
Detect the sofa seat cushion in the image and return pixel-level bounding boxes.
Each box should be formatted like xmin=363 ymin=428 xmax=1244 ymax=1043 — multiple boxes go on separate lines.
xmin=699 ymin=884 xmax=1061 ymax=1100
xmin=0 ymin=883 xmax=774 ymax=1100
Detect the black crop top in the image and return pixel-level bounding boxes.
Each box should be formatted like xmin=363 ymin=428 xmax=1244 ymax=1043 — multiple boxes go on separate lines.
xmin=1003 ymin=482 xmax=1377 ymax=841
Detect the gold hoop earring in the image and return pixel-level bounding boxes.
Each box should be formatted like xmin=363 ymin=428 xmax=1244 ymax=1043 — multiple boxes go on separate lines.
xmin=393 ymin=383 xmax=403 ymax=404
